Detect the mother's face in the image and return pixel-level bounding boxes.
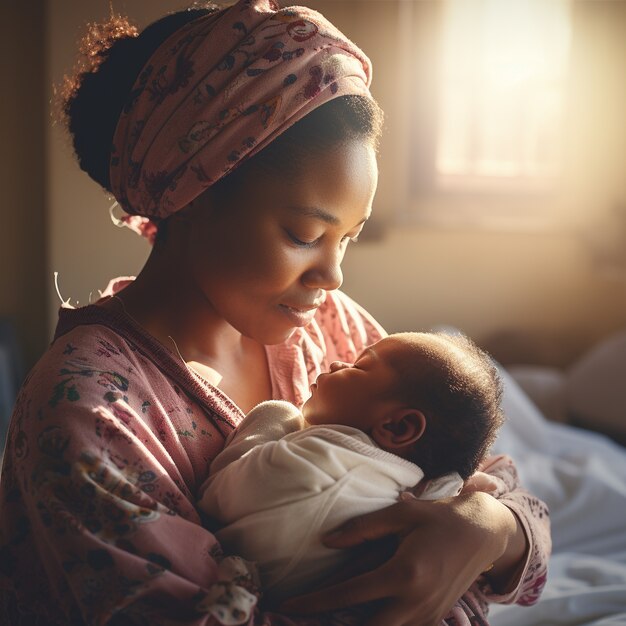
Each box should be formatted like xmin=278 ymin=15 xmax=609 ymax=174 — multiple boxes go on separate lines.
xmin=183 ymin=139 xmax=378 ymax=344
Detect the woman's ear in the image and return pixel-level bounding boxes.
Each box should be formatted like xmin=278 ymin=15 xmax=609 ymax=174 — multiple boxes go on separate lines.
xmin=167 ymin=192 xmax=214 ymax=243
xmin=372 ymin=408 xmax=426 ymax=450
xmin=178 ymin=188 xmax=217 ymax=222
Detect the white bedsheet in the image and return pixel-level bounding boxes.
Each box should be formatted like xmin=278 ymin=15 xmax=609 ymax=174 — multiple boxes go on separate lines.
xmin=490 ymin=368 xmax=626 ymax=625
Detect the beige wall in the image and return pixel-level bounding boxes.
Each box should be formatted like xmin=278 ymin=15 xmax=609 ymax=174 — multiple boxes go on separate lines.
xmin=46 ymin=0 xmax=160 ymax=330
xmin=0 ymin=1 xmax=47 ymax=370
xmin=321 ymin=0 xmax=626 ymax=365
xmin=46 ymin=0 xmax=626 ymax=369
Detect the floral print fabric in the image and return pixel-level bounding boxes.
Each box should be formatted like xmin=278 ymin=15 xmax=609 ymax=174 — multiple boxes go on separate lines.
xmin=110 ymin=0 xmax=372 ymax=221
xmin=0 ymin=287 xmax=549 ymax=625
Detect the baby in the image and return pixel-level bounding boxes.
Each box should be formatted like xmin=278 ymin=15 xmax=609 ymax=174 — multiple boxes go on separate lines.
xmin=199 ymin=331 xmax=505 ymax=605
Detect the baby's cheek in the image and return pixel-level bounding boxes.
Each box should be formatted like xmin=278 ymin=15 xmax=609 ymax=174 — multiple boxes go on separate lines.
xmin=301 ymin=397 xmax=316 ymax=422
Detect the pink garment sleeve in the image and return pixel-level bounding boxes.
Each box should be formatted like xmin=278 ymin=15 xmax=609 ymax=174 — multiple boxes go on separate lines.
xmin=474 ymin=454 xmax=551 ymax=607
xmin=0 ymin=330 xmax=339 ymax=626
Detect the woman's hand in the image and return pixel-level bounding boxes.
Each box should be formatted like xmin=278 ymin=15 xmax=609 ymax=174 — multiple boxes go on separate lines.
xmin=279 ymin=491 xmax=528 ymax=626
xmin=460 ymin=471 xmax=500 ymax=495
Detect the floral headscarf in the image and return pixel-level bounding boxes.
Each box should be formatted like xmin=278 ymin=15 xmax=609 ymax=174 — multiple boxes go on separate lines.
xmin=110 ymin=0 xmax=372 ymax=239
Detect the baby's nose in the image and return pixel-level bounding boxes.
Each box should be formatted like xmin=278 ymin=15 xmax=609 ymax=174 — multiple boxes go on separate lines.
xmin=329 ymin=360 xmax=350 ymax=372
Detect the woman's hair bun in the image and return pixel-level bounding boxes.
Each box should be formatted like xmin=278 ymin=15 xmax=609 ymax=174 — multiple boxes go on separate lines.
xmin=61 ymin=15 xmax=140 ymax=192
xmin=61 ymin=7 xmax=216 ymax=193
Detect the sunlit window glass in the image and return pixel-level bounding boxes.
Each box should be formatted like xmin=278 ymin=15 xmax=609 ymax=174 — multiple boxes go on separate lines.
xmin=437 ymin=0 xmax=572 ymax=188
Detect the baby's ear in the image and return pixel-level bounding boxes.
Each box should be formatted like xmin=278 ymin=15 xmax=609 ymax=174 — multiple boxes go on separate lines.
xmin=372 ymin=408 xmax=426 ymax=450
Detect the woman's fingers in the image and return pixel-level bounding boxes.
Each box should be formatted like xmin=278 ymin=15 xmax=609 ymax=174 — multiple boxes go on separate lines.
xmin=364 ymin=610 xmax=435 ymax=626
xmin=323 ymin=500 xmax=421 ymax=548
xmin=283 ymin=493 xmax=520 ymax=624
xmin=279 ymin=566 xmax=393 ymax=614
xmin=461 ymin=471 xmax=499 ymax=494
xmin=317 ymin=536 xmax=398 ymax=586
xmin=363 ymin=599 xmax=442 ymax=626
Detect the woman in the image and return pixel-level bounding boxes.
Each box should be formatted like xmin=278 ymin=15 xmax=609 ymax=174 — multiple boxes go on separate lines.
xmin=0 ymin=1 xmax=550 ymax=625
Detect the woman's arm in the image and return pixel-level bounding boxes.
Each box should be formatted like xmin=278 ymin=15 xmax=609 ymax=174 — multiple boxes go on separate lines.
xmin=279 ymin=493 xmax=522 ymax=625
xmin=482 ymin=499 xmax=529 ymax=592
xmin=477 ymin=454 xmax=551 ymax=606
xmin=0 ymin=348 xmax=328 ymax=626
xmin=279 ymin=456 xmax=550 ymax=625
xmin=302 ymin=296 xmax=550 ymax=622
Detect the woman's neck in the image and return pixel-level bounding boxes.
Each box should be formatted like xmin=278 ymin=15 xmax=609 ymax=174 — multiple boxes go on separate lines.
xmin=103 ymin=241 xmax=273 ymax=412
xmin=110 ymin=254 xmax=240 ymax=365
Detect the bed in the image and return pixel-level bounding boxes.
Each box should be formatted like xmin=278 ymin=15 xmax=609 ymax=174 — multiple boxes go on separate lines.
xmin=489 ymin=366 xmax=626 ymax=625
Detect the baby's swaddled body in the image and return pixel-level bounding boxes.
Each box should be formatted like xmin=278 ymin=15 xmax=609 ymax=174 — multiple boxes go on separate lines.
xmin=199 ymin=401 xmax=462 ymax=604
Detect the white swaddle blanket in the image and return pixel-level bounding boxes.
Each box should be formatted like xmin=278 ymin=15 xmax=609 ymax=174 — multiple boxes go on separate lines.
xmin=199 ymin=400 xmax=462 ymax=604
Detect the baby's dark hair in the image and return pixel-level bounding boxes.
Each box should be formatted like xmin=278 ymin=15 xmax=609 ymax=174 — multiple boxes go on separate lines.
xmin=384 ymin=332 xmax=504 ymax=480
xmin=61 ymin=4 xmax=384 ymax=206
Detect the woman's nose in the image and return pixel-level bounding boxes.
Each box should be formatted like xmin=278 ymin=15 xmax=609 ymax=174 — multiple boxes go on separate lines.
xmin=329 ymin=360 xmax=350 ymax=372
xmin=302 ymin=249 xmax=344 ymax=291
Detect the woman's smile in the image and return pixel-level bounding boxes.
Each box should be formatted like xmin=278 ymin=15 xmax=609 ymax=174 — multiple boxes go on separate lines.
xmin=185 ymin=139 xmax=378 ymax=345
xmin=277 ymin=303 xmax=319 ymax=327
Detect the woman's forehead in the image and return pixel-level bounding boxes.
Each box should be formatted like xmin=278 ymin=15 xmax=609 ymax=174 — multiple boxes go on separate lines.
xmin=286 ymin=203 xmax=371 ymax=233
xmin=241 ymin=140 xmax=377 ymax=220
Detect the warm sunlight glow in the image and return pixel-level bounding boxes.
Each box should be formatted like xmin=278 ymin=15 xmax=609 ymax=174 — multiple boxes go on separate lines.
xmin=437 ymin=0 xmax=572 ymax=186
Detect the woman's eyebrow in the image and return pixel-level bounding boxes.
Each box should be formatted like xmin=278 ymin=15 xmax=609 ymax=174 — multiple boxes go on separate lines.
xmin=290 ymin=205 xmax=370 ymax=227
xmin=290 ymin=205 xmax=339 ymax=225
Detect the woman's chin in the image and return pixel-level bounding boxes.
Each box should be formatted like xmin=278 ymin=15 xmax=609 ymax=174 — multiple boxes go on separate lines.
xmin=246 ymin=324 xmax=298 ymax=347
xmin=244 ymin=306 xmax=318 ymax=345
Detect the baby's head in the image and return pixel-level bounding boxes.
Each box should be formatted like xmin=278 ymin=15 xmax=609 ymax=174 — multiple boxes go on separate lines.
xmin=302 ymin=331 xmax=504 ymax=480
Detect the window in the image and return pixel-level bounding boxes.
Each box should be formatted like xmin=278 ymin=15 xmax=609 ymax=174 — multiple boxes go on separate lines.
xmin=399 ymin=0 xmax=573 ymax=227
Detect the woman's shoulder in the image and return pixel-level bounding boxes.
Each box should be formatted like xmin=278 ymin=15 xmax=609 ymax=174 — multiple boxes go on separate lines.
xmin=43 ymin=307 xmax=158 ymax=390
xmin=9 ymin=307 xmax=235 ymax=488
xmin=52 ymin=310 xmax=137 ymax=358
xmin=18 ymin=316 xmax=156 ymax=425
xmin=21 ymin=304 xmax=238 ymax=437
xmin=49 ymin=300 xmax=197 ymax=395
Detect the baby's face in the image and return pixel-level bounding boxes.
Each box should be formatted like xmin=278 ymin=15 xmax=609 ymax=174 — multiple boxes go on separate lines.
xmin=302 ymin=337 xmax=404 ymax=429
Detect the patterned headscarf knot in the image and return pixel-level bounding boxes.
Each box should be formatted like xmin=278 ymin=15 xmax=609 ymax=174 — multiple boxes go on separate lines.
xmin=109 ymin=0 xmax=373 ymax=231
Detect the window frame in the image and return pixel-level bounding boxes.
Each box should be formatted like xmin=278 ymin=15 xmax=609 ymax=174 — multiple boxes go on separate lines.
xmin=394 ymin=0 xmax=572 ymax=232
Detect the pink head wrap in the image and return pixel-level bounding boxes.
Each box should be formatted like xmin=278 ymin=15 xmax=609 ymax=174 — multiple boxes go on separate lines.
xmin=109 ymin=0 xmax=372 ymax=231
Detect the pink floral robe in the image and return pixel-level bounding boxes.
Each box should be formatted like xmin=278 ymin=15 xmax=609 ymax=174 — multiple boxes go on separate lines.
xmin=0 ymin=287 xmax=550 ymax=625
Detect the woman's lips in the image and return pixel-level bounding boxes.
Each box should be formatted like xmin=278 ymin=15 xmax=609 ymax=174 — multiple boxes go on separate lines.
xmin=278 ymin=303 xmax=318 ymax=327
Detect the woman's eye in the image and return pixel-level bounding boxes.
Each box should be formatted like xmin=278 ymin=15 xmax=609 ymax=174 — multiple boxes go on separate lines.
xmin=286 ymin=230 xmax=319 ymax=248
xmin=286 ymin=229 xmax=360 ymax=248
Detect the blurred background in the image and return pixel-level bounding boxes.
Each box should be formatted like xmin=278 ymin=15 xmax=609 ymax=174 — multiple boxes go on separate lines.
xmin=1 ymin=0 xmax=626 ymax=442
